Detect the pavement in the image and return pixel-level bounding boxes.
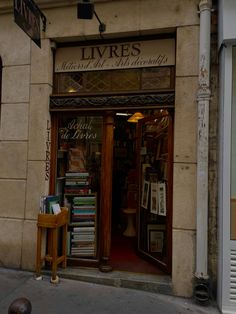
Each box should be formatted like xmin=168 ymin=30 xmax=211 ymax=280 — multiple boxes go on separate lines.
xmin=0 ymin=267 xmax=221 ymax=314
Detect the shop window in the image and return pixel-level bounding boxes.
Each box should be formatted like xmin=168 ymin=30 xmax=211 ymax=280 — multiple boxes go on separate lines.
xmin=231 ymin=46 xmax=236 ymax=240
xmin=141 ymin=67 xmax=171 ymax=90
xmin=53 ymin=66 xmax=174 ymax=95
xmin=85 ymin=71 xmax=111 ymax=92
xmin=56 ymin=115 xmax=103 ymax=259
xmin=111 ymin=69 xmax=140 ymax=91
xmin=55 ymin=72 xmax=83 ymax=93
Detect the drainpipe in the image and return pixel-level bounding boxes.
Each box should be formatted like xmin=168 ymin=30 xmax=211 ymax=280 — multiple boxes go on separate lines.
xmin=195 ymin=0 xmax=212 ymax=304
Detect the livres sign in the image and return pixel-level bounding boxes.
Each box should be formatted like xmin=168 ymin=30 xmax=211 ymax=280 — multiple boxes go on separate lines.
xmin=14 ymin=0 xmax=41 ymax=47
xmin=55 ymin=39 xmax=175 ymax=72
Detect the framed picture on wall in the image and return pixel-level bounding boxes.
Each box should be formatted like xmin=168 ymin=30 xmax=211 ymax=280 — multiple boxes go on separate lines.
xmin=157 ymin=182 xmax=166 ymax=216
xmin=150 ymin=182 xmax=158 ymax=214
xmin=141 ymin=180 xmax=150 ymax=209
xmin=148 ymin=230 xmax=164 ymax=253
xmin=147 ymin=224 xmax=165 ymax=253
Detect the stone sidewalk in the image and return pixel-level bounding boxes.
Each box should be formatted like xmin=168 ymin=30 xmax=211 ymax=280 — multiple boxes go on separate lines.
xmin=0 ymin=267 xmax=220 ymax=314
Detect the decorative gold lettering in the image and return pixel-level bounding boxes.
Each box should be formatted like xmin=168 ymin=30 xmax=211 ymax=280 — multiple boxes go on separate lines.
xmin=59 ymin=118 xmax=97 ymax=141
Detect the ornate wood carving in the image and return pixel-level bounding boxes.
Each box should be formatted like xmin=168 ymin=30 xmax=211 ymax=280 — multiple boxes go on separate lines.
xmin=50 ymin=93 xmax=174 ymax=111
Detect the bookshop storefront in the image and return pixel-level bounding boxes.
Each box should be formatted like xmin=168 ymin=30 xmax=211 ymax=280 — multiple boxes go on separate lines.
xmin=49 ymin=38 xmax=175 ymax=274
xmin=0 ymin=0 xmax=205 ymax=298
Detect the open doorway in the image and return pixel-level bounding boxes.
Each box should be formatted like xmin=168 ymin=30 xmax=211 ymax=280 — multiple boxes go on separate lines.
xmin=110 ymin=110 xmax=169 ymax=275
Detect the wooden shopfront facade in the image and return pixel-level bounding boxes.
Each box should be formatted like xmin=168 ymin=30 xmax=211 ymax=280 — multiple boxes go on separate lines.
xmin=49 ymin=37 xmax=176 ymax=275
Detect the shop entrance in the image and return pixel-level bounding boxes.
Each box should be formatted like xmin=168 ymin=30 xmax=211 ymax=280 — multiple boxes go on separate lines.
xmin=110 ymin=109 xmax=173 ymax=275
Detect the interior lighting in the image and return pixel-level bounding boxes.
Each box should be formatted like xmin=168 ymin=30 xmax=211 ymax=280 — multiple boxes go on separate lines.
xmin=127 ymin=112 xmax=144 ymax=123
xmin=127 ymin=116 xmax=138 ymax=123
xmin=67 ymin=87 xmax=77 ymax=93
xmin=116 ymin=113 xmax=132 ymax=116
xmin=132 ymin=112 xmax=144 ymax=120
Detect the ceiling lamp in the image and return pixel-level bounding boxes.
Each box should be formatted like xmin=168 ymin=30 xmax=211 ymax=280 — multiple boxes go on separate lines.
xmin=132 ymin=112 xmax=144 ymax=120
xmin=127 ymin=116 xmax=138 ymax=123
xmin=127 ymin=112 xmax=144 ymax=123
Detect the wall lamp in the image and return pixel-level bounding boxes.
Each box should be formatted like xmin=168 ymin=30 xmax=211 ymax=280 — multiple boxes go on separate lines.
xmin=77 ymin=0 xmax=106 ymax=35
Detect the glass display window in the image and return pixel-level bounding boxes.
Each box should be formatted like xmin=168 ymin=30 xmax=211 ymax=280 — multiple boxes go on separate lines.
xmin=55 ymin=114 xmax=103 ymax=259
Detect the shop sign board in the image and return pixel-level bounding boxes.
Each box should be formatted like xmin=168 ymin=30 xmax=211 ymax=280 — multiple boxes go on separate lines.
xmin=13 ymin=0 xmax=41 ymax=48
xmin=55 ymin=39 xmax=175 ymax=72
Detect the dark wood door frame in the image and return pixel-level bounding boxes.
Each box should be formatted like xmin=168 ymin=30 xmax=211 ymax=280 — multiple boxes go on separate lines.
xmin=49 ymin=106 xmax=174 ymax=272
xmin=99 ymin=112 xmax=114 ymax=272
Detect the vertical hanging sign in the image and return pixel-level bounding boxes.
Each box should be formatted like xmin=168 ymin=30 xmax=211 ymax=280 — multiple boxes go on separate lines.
xmin=13 ymin=0 xmax=46 ymax=48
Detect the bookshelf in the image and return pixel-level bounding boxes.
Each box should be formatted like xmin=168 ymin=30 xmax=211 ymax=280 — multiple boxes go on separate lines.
xmin=64 ymin=193 xmax=97 ymax=258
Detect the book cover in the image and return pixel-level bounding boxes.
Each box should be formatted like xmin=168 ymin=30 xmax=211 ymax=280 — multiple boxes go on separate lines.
xmin=45 ymin=195 xmax=60 ymax=214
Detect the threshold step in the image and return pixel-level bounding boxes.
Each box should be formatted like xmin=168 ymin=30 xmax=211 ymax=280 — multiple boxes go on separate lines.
xmin=42 ymin=267 xmax=172 ymax=295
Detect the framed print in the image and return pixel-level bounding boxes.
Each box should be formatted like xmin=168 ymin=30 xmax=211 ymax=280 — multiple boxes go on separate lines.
xmin=141 ymin=180 xmax=150 ymax=209
xmin=147 ymin=224 xmax=165 ymax=252
xmin=149 ymin=230 xmax=164 ymax=253
xmin=150 ymin=182 xmax=158 ymax=214
xmin=157 ymin=182 xmax=166 ymax=216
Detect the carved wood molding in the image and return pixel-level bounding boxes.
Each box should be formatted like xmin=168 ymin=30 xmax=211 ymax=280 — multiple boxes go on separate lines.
xmin=50 ymin=93 xmax=175 ymax=111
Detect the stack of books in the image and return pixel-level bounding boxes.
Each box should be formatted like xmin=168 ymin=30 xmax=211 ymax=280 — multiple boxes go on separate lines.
xmin=65 ymin=172 xmax=90 ymax=194
xmin=72 ymin=195 xmax=96 ymax=222
xmin=70 ymin=195 xmax=96 ymax=257
xmin=70 ymin=226 xmax=95 ymax=256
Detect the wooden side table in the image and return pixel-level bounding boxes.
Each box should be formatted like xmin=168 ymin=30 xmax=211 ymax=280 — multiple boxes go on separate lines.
xmin=35 ymin=208 xmax=68 ymax=283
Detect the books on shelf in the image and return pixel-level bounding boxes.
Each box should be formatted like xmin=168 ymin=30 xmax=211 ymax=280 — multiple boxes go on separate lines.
xmin=64 ymin=172 xmax=91 ymax=194
xmin=66 ymin=193 xmax=97 ymax=258
xmin=65 ymin=172 xmax=89 ymax=177
xmin=71 ymin=195 xmax=96 ymax=222
xmin=70 ymin=223 xmax=96 ymax=257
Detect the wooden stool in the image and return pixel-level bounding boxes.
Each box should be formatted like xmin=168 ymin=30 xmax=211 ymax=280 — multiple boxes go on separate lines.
xmin=35 ymin=208 xmax=68 ymax=283
xmin=122 ymin=207 xmax=136 ymax=237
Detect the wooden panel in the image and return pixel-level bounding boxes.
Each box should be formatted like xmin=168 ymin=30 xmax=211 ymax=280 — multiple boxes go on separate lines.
xmin=99 ymin=113 xmax=114 ymax=271
xmin=37 ymin=208 xmax=68 ymax=228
